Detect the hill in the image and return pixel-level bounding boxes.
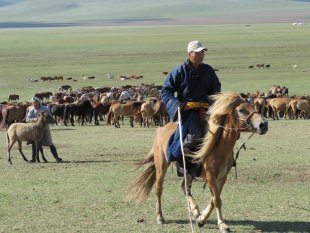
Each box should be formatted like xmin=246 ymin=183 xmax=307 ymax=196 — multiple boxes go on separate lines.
xmin=0 ymin=0 xmax=309 ymax=27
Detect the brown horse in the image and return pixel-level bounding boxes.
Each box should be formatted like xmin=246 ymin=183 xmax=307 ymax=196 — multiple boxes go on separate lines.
xmin=107 ymin=101 xmax=144 ymax=127
xmin=267 ymin=97 xmax=291 ymax=120
xmin=127 ymin=92 xmax=268 ymax=232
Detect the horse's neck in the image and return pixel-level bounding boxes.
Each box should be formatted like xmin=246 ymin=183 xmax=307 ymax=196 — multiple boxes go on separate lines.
xmin=217 ymin=129 xmax=239 ymax=153
xmin=34 ymin=116 xmax=45 ymax=128
xmin=214 ymin=115 xmax=239 ymax=156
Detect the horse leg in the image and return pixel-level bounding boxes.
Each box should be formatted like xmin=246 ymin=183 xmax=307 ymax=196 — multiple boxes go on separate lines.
xmin=114 ymin=114 xmax=120 ymax=128
xmin=197 ymin=175 xmax=230 ymax=232
xmin=155 ymin=160 xmax=169 ymax=224
xmin=154 ymin=146 xmax=169 ymax=224
xmin=17 ymin=140 xmax=28 ymax=162
xmin=39 ymin=144 xmax=48 ymax=162
xmin=70 ymin=115 xmax=75 ymax=126
xmin=130 ymin=116 xmax=134 ymax=127
xmin=180 ymin=175 xmax=200 ymax=219
xmin=7 ymin=139 xmax=16 ymax=165
xmin=34 ymin=142 xmax=40 ymax=162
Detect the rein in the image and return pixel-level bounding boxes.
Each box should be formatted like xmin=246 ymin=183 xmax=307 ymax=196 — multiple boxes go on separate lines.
xmin=213 ymin=110 xmax=258 ymax=178
xmin=232 ymin=132 xmax=255 ymax=178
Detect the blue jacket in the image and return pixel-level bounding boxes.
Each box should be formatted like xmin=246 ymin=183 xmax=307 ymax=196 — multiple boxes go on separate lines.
xmin=161 ymin=59 xmax=221 ymax=121
xmin=162 ymin=59 xmax=221 ymax=162
xmin=26 ymin=105 xmax=51 ymax=123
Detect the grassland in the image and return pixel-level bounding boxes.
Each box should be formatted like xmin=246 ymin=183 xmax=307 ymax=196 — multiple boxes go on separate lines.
xmin=0 ymin=120 xmax=309 ymax=233
xmin=0 ymin=24 xmax=309 ymax=233
xmin=0 ymin=24 xmax=309 ymax=102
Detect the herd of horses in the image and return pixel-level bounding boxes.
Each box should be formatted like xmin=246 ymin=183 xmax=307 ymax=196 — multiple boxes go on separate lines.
xmin=1 ymin=84 xmax=310 ymax=131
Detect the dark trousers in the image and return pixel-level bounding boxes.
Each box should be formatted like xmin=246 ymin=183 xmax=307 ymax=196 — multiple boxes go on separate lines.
xmin=31 ymin=144 xmax=60 ymax=160
xmin=183 ymin=110 xmax=206 ymax=151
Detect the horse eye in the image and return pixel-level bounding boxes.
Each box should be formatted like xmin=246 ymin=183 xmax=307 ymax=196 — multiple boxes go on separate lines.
xmin=238 ymin=108 xmax=245 ymax=114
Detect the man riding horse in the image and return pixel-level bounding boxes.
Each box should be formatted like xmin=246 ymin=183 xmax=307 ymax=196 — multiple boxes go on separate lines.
xmin=161 ymin=40 xmax=221 ymax=176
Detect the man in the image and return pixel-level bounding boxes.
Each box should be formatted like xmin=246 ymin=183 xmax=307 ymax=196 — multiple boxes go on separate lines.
xmin=26 ymin=97 xmax=63 ymax=163
xmin=161 ymin=40 xmax=221 ymax=176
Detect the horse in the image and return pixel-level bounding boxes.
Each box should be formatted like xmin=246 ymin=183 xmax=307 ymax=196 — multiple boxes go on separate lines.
xmin=48 ymin=103 xmax=66 ymax=125
xmin=267 ymin=97 xmax=291 ymax=120
xmin=127 ymin=92 xmax=268 ymax=232
xmin=1 ymin=104 xmax=28 ymax=129
xmin=92 ymin=102 xmax=112 ymax=125
xmin=63 ymin=99 xmax=93 ymax=126
xmin=107 ymin=101 xmax=144 ymax=127
xmin=6 ymin=111 xmax=55 ymax=164
xmin=59 ymin=85 xmax=72 ymax=93
xmin=34 ymin=91 xmax=53 ymax=101
xmin=8 ymin=94 xmax=19 ymax=102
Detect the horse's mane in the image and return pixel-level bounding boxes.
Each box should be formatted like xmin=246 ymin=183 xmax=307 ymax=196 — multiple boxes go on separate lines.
xmin=193 ymin=92 xmax=245 ymax=162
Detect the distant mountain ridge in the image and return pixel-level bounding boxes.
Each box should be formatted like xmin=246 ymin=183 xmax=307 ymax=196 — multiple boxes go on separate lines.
xmin=0 ymin=0 xmax=309 ymax=27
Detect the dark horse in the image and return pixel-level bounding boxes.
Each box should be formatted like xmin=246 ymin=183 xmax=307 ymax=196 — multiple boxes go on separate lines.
xmin=48 ymin=103 xmax=66 ymax=125
xmin=63 ymin=100 xmax=93 ymax=126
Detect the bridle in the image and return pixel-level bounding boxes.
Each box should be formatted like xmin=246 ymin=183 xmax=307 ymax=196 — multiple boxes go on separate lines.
xmin=214 ymin=109 xmax=258 ymax=179
xmin=215 ymin=110 xmax=259 ymax=133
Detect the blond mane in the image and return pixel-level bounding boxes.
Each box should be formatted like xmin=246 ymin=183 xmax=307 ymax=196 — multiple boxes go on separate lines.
xmin=193 ymin=92 xmax=245 ymax=162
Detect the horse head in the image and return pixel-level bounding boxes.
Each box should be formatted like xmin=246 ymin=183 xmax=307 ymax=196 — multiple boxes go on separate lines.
xmin=37 ymin=112 xmax=56 ymax=125
xmin=233 ymin=94 xmax=268 ymax=135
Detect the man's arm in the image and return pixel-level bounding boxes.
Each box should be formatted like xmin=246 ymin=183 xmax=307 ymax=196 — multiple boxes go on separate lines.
xmin=161 ymin=70 xmax=182 ymax=121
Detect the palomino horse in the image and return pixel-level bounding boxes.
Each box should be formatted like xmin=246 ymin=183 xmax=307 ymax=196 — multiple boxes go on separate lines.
xmin=127 ymin=92 xmax=268 ymax=232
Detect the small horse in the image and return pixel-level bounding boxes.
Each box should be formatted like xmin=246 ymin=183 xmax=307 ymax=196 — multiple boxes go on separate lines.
xmin=107 ymin=101 xmax=144 ymax=127
xmin=6 ymin=112 xmax=55 ymax=164
xmin=127 ymin=92 xmax=268 ymax=232
xmin=59 ymin=85 xmax=72 ymax=93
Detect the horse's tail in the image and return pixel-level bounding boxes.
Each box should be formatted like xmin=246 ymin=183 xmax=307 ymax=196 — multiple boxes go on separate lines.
xmin=0 ymin=107 xmax=8 ymax=129
xmin=286 ymin=102 xmax=292 ymax=119
xmin=6 ymin=129 xmax=10 ymax=147
xmin=126 ymin=150 xmax=156 ymax=204
xmin=106 ymin=106 xmax=113 ymax=125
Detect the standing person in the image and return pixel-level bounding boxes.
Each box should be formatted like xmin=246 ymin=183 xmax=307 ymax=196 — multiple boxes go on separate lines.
xmin=161 ymin=40 xmax=221 ymax=176
xmin=26 ymin=97 xmax=63 ymax=163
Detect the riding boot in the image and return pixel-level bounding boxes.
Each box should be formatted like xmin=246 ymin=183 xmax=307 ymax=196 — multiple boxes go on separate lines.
xmin=50 ymin=145 xmax=63 ymax=162
xmin=176 ymin=140 xmax=203 ymax=177
xmin=176 ymin=158 xmax=202 ymax=177
xmin=29 ymin=143 xmax=37 ymax=163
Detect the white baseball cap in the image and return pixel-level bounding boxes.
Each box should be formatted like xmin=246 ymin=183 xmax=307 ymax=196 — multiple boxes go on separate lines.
xmin=187 ymin=40 xmax=208 ymax=53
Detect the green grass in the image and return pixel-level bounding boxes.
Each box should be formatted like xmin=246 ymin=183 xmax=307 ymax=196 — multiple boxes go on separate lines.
xmin=0 ymin=23 xmax=309 ymax=232
xmin=0 ymin=120 xmax=309 ymax=233
xmin=0 ymin=24 xmax=309 ymax=102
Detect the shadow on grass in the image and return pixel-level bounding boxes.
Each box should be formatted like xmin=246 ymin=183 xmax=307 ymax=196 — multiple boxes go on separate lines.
xmin=51 ymin=128 xmax=77 ymax=131
xmin=165 ymin=219 xmax=310 ymax=232
xmin=227 ymin=220 xmax=310 ymax=232
xmin=61 ymin=160 xmax=112 ymax=164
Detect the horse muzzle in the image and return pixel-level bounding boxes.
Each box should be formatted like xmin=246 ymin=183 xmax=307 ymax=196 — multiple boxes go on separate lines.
xmin=256 ymin=120 xmax=268 ymax=135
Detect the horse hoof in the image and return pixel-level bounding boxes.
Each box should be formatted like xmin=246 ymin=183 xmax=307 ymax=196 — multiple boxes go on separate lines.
xmin=220 ymin=229 xmax=230 ymax=233
xmin=28 ymin=159 xmax=36 ymax=163
xmin=220 ymin=224 xmax=230 ymax=233
xmin=156 ymin=217 xmax=165 ymax=224
xmin=196 ymin=218 xmax=205 ymax=228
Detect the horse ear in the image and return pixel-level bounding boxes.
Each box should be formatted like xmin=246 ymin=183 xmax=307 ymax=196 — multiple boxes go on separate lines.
xmin=240 ymin=93 xmax=248 ymax=100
